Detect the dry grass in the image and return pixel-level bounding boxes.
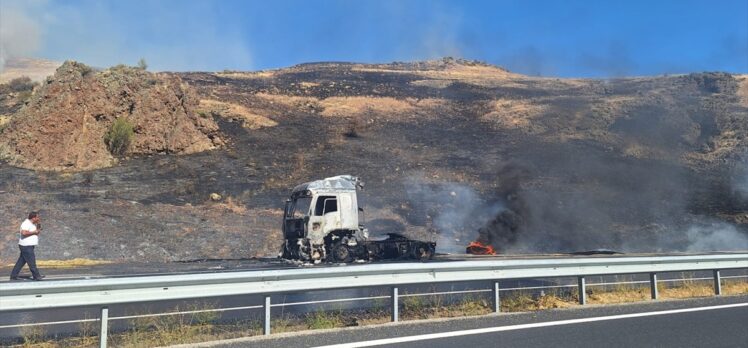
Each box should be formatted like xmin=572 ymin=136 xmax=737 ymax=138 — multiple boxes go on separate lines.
xmin=736 ymin=74 xmax=748 ymax=108
xmin=352 ymin=63 xmax=519 ymax=81
xmin=0 ymin=115 xmax=10 ymax=128
xmin=501 ymin=292 xmax=577 ymax=312
xmin=352 ymin=62 xmax=591 ymax=90
xmin=319 ymin=96 xmax=416 ymax=118
xmin=402 ymin=294 xmax=494 ymax=319
xmin=299 ymin=81 xmax=320 ymax=89
xmin=589 ymin=287 xmax=650 ymax=304
xmin=588 ymin=279 xmax=748 ymax=304
xmin=253 ymin=92 xmax=448 ymax=122
xmin=409 ymin=79 xmax=454 ymax=89
xmin=662 ymin=279 xmax=748 ymax=298
xmin=212 ymin=196 xmax=248 ymax=214
xmin=320 ymin=96 xmax=448 ymax=122
xmin=480 ymin=98 xmax=547 ymax=132
xmin=254 ymin=92 xmax=317 ymax=108
xmin=213 ymin=70 xmax=277 ymax=79
xmin=198 ymin=99 xmax=277 ymax=130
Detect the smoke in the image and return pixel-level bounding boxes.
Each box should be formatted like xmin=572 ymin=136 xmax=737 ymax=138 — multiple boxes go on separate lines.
xmin=735 ymin=155 xmax=748 ymax=200
xmin=0 ymin=1 xmax=253 ymax=72
xmin=578 ymin=41 xmax=637 ymax=78
xmin=403 ymin=176 xmax=504 ymax=253
xmin=439 ymin=143 xmax=748 ymax=253
xmin=502 ymin=46 xmax=555 ymax=77
xmin=683 ymin=222 xmax=748 ymax=252
xmin=0 ymin=2 xmax=42 ymax=72
xmin=415 ymin=9 xmax=464 ymax=60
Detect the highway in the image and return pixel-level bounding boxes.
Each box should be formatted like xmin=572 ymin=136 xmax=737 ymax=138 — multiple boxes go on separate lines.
xmin=193 ymin=296 xmax=748 ymax=348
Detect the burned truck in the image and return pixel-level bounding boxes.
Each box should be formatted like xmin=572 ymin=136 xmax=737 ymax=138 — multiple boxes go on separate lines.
xmin=280 ymin=175 xmax=436 ymax=263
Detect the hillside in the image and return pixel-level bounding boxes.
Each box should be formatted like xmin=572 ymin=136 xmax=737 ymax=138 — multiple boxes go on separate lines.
xmin=0 ymin=58 xmax=746 ymax=263
xmin=0 ymin=61 xmax=223 ymax=171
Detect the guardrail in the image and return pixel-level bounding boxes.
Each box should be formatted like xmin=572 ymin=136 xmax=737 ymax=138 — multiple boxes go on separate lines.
xmin=2 ymin=253 xmax=747 ymax=347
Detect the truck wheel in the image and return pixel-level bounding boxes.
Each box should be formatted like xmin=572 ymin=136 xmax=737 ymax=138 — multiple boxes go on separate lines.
xmin=331 ymin=242 xmax=352 ymax=263
xmin=411 ymin=244 xmax=434 ymax=260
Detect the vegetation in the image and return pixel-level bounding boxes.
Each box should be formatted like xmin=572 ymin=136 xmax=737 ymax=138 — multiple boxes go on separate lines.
xmin=137 ymin=58 xmax=148 ymax=71
xmin=304 ymin=310 xmax=346 ymax=330
xmin=104 ymin=117 xmax=135 ymax=156
xmin=0 ymin=115 xmax=10 ymax=133
xmin=7 ymin=76 xmax=36 ymax=92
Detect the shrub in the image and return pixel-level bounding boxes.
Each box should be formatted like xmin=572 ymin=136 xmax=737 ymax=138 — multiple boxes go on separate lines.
xmin=137 ymin=58 xmax=148 ymax=70
xmin=7 ymin=76 xmax=36 ymax=92
xmin=80 ymin=64 xmax=94 ymax=77
xmin=104 ymin=118 xmax=135 ymax=156
xmin=17 ymin=90 xmax=33 ymax=103
xmin=343 ymin=117 xmax=363 ymax=138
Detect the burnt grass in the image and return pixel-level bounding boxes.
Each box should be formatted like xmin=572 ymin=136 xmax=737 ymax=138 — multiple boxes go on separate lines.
xmin=1 ymin=61 xmax=747 ymax=264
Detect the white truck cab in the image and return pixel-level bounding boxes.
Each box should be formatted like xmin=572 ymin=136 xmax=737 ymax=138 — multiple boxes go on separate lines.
xmin=280 ymin=175 xmax=434 ymax=263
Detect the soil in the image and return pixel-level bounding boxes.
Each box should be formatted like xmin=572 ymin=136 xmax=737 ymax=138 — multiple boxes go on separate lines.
xmin=0 ymin=58 xmax=746 ymax=264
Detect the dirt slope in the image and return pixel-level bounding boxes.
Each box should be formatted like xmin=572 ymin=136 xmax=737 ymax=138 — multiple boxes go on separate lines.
xmin=0 ymin=58 xmax=746 ymax=263
xmin=0 ymin=61 xmax=222 ymax=171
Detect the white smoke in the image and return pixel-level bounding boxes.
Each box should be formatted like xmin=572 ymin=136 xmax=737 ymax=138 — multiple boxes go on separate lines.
xmin=404 ymin=176 xmax=504 ymax=253
xmin=0 ymin=2 xmax=42 ymax=72
xmin=735 ymin=155 xmax=748 ymax=199
xmin=684 ymin=222 xmax=748 ymax=252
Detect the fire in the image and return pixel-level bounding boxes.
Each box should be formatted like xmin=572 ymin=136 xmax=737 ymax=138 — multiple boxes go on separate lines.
xmin=466 ymin=241 xmax=496 ymax=255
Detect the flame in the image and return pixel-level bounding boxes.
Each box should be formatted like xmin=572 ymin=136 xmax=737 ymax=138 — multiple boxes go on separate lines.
xmin=466 ymin=241 xmax=496 ymax=255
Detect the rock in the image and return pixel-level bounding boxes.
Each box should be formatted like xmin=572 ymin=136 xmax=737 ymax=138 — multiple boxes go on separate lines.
xmin=210 ymin=193 xmax=222 ymax=201
xmin=0 ymin=61 xmax=223 ymax=171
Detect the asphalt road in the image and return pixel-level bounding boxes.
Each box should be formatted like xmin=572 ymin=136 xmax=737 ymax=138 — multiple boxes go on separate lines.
xmin=184 ymin=295 xmax=748 ymax=348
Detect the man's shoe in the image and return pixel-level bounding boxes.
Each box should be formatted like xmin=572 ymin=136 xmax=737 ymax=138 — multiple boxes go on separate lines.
xmin=9 ymin=276 xmax=19 ymax=280
xmin=32 ymin=275 xmax=45 ymax=281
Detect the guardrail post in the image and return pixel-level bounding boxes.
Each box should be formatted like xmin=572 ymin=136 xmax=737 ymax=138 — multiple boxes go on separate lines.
xmin=578 ymin=276 xmax=586 ymax=305
xmin=263 ymin=295 xmax=271 ymax=335
xmin=391 ymin=287 xmax=399 ymax=322
xmin=493 ymin=281 xmax=501 ymax=313
xmin=713 ymin=270 xmax=722 ymax=295
xmin=99 ymin=307 xmax=108 ymax=348
xmin=650 ymin=273 xmax=658 ymax=300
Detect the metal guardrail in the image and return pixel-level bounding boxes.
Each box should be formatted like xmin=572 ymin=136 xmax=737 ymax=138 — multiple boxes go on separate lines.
xmin=1 ymin=253 xmax=747 ymax=347
xmin=3 ymin=274 xmax=747 ymax=330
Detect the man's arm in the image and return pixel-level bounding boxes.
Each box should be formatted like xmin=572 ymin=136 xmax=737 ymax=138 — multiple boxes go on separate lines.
xmin=20 ymin=229 xmax=39 ymax=239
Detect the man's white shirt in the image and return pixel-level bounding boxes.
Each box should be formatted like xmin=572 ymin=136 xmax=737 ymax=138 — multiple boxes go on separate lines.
xmin=19 ymin=219 xmax=38 ymax=246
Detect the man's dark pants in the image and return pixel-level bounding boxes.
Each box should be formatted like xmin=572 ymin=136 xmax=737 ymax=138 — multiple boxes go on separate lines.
xmin=10 ymin=245 xmax=42 ymax=279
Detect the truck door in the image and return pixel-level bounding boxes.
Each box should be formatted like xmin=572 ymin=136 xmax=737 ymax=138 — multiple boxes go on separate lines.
xmin=283 ymin=198 xmax=310 ymax=240
xmin=321 ymin=197 xmax=340 ymax=234
xmin=308 ymin=195 xmax=336 ymax=244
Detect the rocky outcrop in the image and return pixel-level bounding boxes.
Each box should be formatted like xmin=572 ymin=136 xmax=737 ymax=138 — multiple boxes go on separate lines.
xmin=0 ymin=61 xmax=222 ymax=171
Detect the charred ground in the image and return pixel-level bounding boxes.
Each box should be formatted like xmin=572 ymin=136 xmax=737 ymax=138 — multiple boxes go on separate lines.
xmin=0 ymin=58 xmax=746 ymax=262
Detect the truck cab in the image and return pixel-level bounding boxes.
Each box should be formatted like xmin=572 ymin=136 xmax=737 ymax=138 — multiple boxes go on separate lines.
xmin=281 ymin=175 xmax=367 ymax=262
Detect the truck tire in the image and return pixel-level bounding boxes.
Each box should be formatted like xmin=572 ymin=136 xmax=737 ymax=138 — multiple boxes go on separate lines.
xmin=410 ymin=243 xmax=434 ymax=260
xmin=330 ymin=242 xmax=353 ymax=263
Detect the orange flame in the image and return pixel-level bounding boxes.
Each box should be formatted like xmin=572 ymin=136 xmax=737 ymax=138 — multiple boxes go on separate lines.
xmin=466 ymin=241 xmax=496 ymax=255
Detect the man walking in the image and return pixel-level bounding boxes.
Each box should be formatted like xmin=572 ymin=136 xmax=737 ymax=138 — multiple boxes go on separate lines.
xmin=10 ymin=212 xmax=45 ymax=281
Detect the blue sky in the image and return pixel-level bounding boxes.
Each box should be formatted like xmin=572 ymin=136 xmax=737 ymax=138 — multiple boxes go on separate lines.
xmin=2 ymin=0 xmax=747 ymax=77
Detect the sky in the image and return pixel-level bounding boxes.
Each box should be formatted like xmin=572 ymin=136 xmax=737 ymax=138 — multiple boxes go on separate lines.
xmin=1 ymin=0 xmax=747 ymax=77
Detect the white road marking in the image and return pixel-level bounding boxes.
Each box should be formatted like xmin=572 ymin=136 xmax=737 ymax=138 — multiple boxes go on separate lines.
xmin=314 ymin=302 xmax=748 ymax=348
